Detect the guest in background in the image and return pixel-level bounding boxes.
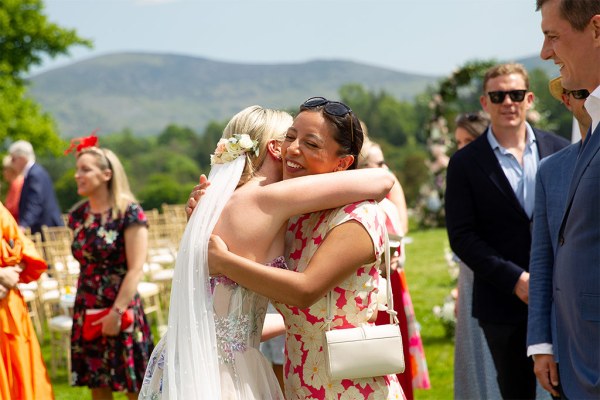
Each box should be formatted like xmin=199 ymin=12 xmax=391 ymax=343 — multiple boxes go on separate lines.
xmin=450 ymin=111 xmax=502 ymax=400
xmin=359 ymin=138 xmax=408 ymax=234
xmin=453 ymin=112 xmax=490 ymax=150
xmin=527 ymin=76 xmax=592 ymax=398
xmin=2 ymin=155 xmax=24 ymax=222
xmin=548 ymin=76 xmax=592 ymax=140
xmin=9 ymin=140 xmax=63 ymax=234
xmin=0 ymin=201 xmax=54 ymax=400
xmin=359 ymin=137 xmax=430 ymax=398
xmin=445 ymin=63 xmax=568 ymax=399
xmin=66 ymin=135 xmax=153 ymax=399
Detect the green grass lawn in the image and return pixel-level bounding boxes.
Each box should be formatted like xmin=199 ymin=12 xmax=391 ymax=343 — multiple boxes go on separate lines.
xmin=44 ymin=227 xmax=455 ymax=399
xmin=405 ymin=228 xmax=455 ymax=399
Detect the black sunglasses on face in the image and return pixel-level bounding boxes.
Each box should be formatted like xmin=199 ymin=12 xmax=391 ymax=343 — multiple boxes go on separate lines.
xmin=301 ymin=96 xmax=355 ymax=148
xmin=564 ymin=89 xmax=590 ymax=100
xmin=487 ymin=90 xmax=527 ymax=104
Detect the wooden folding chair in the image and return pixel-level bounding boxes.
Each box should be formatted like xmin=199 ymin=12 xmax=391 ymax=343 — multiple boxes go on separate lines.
xmin=41 ymin=225 xmax=73 ymax=243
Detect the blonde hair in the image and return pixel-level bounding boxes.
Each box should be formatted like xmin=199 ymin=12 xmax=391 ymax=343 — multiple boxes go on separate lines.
xmin=221 ymin=105 xmax=292 ymax=186
xmin=76 ymin=147 xmax=137 ymax=218
xmin=358 ymin=137 xmax=373 ymax=168
xmin=358 ymin=139 xmax=385 ymax=169
xmin=357 ymin=120 xmax=372 ymax=168
xmin=483 ymin=63 xmax=530 ymax=92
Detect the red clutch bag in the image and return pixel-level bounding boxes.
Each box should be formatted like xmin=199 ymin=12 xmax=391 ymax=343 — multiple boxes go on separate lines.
xmin=82 ymin=308 xmax=134 ymax=341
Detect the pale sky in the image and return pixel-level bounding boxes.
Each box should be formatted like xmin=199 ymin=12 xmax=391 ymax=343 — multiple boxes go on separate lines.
xmin=35 ymin=0 xmax=546 ymax=77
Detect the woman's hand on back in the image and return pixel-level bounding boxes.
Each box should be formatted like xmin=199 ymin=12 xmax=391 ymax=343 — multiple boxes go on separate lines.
xmin=185 ymin=174 xmax=211 ymax=220
xmin=208 ymin=234 xmax=229 ymax=276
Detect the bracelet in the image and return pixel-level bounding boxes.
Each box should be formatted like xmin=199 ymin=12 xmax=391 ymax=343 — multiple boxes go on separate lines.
xmin=112 ymin=306 xmax=125 ymax=316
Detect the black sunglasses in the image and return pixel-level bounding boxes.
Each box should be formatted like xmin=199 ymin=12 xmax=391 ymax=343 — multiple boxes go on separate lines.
xmin=301 ymin=97 xmax=355 ymax=147
xmin=487 ymin=90 xmax=527 ymax=104
xmin=564 ymin=89 xmax=590 ymax=100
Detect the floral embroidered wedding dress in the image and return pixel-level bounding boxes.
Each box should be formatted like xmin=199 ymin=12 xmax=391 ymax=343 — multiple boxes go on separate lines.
xmin=139 ymin=154 xmax=284 ymax=399
xmin=140 ymin=259 xmax=285 ymax=399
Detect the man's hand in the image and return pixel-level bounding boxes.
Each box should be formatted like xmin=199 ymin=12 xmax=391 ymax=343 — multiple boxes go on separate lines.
xmin=0 ymin=266 xmax=22 ymax=289
xmin=514 ymin=271 xmax=529 ymax=304
xmin=185 ymin=174 xmax=211 ymax=220
xmin=533 ymin=354 xmax=560 ymax=397
xmin=0 ymin=284 xmax=8 ymax=300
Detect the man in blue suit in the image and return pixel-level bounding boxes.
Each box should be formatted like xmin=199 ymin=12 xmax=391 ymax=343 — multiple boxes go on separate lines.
xmin=527 ymin=77 xmax=591 ymax=398
xmin=445 ymin=63 xmax=569 ymax=399
xmin=533 ymin=1 xmax=600 ymax=398
xmin=9 ymin=140 xmax=63 ymax=234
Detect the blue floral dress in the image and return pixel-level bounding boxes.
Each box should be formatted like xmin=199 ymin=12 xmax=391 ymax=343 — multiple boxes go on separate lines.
xmin=69 ymin=201 xmax=154 ymax=392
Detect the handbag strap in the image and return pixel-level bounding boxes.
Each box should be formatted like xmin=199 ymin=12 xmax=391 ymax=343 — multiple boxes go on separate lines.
xmin=325 ymin=226 xmax=399 ymax=330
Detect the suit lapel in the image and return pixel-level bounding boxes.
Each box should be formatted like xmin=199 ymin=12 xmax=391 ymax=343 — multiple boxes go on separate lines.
xmin=534 ymin=128 xmax=553 ymax=159
xmin=560 ymin=125 xmax=600 ymax=230
xmin=470 ymin=134 xmax=527 ymax=217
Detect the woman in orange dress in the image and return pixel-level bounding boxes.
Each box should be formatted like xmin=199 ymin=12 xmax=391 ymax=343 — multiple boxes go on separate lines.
xmin=0 ymin=201 xmax=54 ymax=400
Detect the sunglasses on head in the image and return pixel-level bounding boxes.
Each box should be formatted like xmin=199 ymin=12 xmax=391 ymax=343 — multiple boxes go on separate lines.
xmin=301 ymin=96 xmax=355 ymax=147
xmin=487 ymin=90 xmax=527 ymax=104
xmin=564 ymin=89 xmax=590 ymax=100
xmin=302 ymin=97 xmax=353 ymax=116
xmin=457 ymin=113 xmax=484 ymax=123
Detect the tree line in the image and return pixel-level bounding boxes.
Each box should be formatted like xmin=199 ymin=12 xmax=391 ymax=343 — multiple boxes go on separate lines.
xmin=1 ymin=0 xmax=574 ymax=220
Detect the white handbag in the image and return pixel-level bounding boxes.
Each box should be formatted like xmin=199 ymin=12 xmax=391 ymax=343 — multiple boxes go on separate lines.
xmin=323 ymin=230 xmax=405 ymax=380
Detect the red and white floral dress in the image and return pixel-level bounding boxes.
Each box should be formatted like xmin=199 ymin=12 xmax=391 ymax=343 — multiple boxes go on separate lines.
xmin=275 ymin=201 xmax=405 ymax=400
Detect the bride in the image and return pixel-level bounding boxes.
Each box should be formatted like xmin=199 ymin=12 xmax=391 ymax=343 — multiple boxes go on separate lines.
xmin=139 ymin=105 xmax=394 ymax=399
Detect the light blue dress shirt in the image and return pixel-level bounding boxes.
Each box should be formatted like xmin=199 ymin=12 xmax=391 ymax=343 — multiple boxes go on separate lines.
xmin=487 ymin=123 xmax=540 ymax=219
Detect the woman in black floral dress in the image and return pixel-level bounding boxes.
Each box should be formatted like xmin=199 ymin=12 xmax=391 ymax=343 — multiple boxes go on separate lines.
xmin=67 ymin=138 xmax=153 ymax=399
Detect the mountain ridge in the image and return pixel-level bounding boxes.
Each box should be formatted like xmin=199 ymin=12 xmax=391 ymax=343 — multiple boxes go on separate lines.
xmin=28 ymin=52 xmax=558 ymax=137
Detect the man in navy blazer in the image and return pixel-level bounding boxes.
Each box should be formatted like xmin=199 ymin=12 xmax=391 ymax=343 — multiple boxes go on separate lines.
xmin=534 ymin=1 xmax=600 ymax=398
xmin=9 ymin=140 xmax=63 ymax=234
xmin=445 ymin=63 xmax=569 ymax=399
xmin=527 ymin=77 xmax=591 ymax=398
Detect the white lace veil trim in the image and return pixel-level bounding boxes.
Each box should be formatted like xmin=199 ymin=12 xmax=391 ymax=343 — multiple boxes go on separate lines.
xmin=164 ymin=155 xmax=246 ymax=399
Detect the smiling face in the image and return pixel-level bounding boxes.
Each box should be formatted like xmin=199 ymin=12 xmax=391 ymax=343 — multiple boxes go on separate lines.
xmin=281 ymin=110 xmax=353 ymax=180
xmin=480 ymin=73 xmax=534 ymax=133
xmin=540 ymin=0 xmax=600 ymax=91
xmin=74 ymin=153 xmax=112 ymax=197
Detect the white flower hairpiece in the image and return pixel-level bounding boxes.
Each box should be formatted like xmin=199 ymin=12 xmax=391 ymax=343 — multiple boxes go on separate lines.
xmin=210 ymin=133 xmax=259 ymax=165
